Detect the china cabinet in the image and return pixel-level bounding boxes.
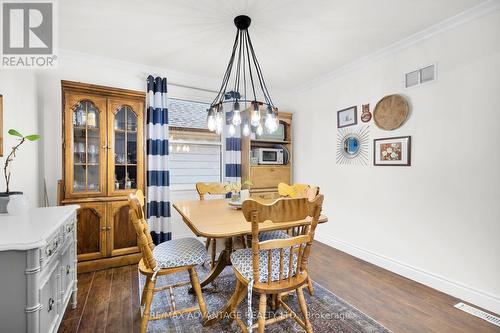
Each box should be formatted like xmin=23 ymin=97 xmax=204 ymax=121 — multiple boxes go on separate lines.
xmin=241 ymin=112 xmax=293 ymax=198
xmin=61 ymin=81 xmax=144 ymax=272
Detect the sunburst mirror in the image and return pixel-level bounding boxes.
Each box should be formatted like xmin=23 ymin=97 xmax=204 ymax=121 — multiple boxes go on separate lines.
xmin=336 ymin=126 xmax=369 ymax=165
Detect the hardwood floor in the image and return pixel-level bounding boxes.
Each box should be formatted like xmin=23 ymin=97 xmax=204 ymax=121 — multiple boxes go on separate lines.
xmin=59 ymin=241 xmax=499 ymax=333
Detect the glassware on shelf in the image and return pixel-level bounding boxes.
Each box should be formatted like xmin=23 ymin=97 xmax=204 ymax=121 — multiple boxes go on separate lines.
xmin=78 ymin=108 xmax=87 ymax=127
xmin=125 ymin=172 xmax=132 ymax=189
xmin=87 ymin=109 xmax=96 ymax=128
xmin=115 ymin=153 xmax=126 ymax=164
xmin=115 ymin=176 xmax=120 ymax=190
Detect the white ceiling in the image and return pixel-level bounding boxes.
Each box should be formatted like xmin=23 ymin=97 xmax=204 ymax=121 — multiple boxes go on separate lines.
xmin=59 ymin=0 xmax=484 ymax=89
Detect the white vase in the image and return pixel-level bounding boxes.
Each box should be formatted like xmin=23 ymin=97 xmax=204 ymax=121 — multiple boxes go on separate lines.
xmin=7 ymin=194 xmax=29 ymax=215
xmin=240 ymin=189 xmax=250 ymax=201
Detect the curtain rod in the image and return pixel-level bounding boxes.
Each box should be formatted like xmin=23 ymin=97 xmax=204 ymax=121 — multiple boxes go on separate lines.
xmin=167 ymin=81 xmax=218 ymax=94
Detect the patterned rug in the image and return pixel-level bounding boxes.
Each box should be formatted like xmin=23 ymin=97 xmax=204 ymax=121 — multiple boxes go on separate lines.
xmin=140 ymin=266 xmax=392 ymax=333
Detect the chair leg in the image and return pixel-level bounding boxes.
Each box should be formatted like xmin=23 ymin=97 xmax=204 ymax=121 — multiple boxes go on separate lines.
xmin=141 ymin=276 xmax=151 ymax=306
xmin=188 ymin=267 xmax=208 ymax=323
xmin=307 ymin=276 xmax=315 ymax=296
xmin=296 ymin=287 xmax=313 ymax=333
xmin=229 ymin=280 xmax=247 ymax=319
xmin=258 ymin=293 xmax=267 ymax=333
xmin=205 ymin=238 xmax=211 ymax=250
xmin=140 ymin=275 xmax=156 ymax=333
xmin=211 ymin=239 xmax=217 ymax=269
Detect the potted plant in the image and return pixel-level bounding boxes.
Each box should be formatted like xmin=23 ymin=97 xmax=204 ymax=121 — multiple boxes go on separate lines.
xmin=0 ymin=129 xmax=41 ymax=213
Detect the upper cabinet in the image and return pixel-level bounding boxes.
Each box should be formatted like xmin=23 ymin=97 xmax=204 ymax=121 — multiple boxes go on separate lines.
xmin=107 ymin=99 xmax=144 ymax=196
xmin=64 ymin=93 xmax=108 ymax=198
xmin=62 ymin=82 xmax=145 ymax=200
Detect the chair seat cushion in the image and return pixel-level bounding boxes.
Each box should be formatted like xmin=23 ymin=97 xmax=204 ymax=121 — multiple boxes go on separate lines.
xmin=231 ymin=248 xmax=298 ymax=283
xmin=258 ymin=230 xmax=291 ymax=242
xmin=152 ymin=237 xmax=207 ymax=268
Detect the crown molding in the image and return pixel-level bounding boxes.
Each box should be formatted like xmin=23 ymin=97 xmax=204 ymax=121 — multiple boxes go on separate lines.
xmin=58 ymin=49 xmax=219 ymax=93
xmin=292 ymin=0 xmax=500 ymax=93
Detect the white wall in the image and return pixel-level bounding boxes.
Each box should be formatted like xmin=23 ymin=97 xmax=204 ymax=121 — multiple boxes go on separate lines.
xmin=0 ymin=71 xmax=39 ymax=206
xmin=285 ymin=10 xmax=500 ymax=313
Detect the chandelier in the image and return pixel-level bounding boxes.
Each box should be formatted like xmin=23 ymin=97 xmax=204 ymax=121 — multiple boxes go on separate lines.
xmin=207 ymin=15 xmax=279 ymax=137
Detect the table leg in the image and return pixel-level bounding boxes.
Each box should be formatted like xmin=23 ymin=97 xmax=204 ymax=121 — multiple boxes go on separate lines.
xmin=190 ymin=237 xmax=233 ymax=293
xmin=201 ymin=237 xmax=233 ymax=287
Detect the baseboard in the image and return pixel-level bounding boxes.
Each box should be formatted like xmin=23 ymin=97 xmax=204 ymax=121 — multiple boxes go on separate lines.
xmin=315 ymin=233 xmax=500 ymax=315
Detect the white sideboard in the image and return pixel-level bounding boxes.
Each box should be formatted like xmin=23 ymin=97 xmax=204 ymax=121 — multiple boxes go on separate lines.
xmin=0 ymin=205 xmax=79 ymax=333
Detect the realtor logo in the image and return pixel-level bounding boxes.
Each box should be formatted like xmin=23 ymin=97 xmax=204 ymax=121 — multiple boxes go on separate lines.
xmin=1 ymin=1 xmax=56 ymax=68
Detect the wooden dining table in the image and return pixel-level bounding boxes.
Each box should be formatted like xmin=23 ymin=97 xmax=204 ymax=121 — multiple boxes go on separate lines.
xmin=172 ymin=198 xmax=328 ymax=290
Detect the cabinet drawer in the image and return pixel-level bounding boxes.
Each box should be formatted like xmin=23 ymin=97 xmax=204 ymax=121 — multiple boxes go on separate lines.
xmin=60 ymin=243 xmax=74 ymax=300
xmin=251 ymin=166 xmax=290 ymax=189
xmin=39 ymin=262 xmax=60 ymax=333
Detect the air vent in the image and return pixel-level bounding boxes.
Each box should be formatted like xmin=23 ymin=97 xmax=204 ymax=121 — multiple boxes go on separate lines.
xmin=405 ymin=64 xmax=436 ymax=88
xmin=454 ymin=302 xmax=500 ymax=327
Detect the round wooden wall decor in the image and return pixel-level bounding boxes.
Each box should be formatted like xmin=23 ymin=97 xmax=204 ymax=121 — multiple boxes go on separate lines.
xmin=373 ymin=94 xmax=409 ymax=130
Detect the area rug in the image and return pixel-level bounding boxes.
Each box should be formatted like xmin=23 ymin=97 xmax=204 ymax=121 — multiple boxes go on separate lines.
xmin=139 ymin=266 xmax=392 ymax=333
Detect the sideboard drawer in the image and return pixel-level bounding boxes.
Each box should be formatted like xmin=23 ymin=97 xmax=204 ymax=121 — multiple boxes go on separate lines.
xmin=39 ymin=262 xmax=60 ymax=333
xmin=60 ymin=242 xmax=74 ymax=300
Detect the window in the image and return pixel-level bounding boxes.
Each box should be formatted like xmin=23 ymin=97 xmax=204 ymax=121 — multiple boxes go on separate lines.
xmin=168 ymin=129 xmax=222 ymax=191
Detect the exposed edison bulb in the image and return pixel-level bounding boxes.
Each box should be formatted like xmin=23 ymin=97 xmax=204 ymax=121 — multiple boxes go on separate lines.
xmin=265 ymin=115 xmax=278 ymax=133
xmin=232 ymin=110 xmax=242 ymax=126
xmin=207 ymin=108 xmax=216 ymax=131
xmin=242 ymin=122 xmax=251 ymax=136
xmin=215 ymin=113 xmax=223 ymax=135
xmin=207 ymin=115 xmax=216 ymax=131
xmin=228 ymin=124 xmax=236 ymax=137
xmin=250 ymin=110 xmax=260 ymax=127
xmin=256 ymin=123 xmax=264 ymax=136
xmin=250 ymin=102 xmax=260 ymax=127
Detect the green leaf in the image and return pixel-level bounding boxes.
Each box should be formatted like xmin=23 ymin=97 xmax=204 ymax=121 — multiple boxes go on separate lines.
xmin=8 ymin=129 xmax=23 ymax=137
xmin=25 ymin=134 xmax=41 ymax=141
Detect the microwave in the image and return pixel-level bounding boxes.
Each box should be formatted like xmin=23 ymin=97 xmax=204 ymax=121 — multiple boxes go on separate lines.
xmin=252 ymin=148 xmax=284 ymax=165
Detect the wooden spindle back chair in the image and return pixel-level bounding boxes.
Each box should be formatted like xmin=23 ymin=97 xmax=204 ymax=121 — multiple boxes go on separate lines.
xmin=228 ymin=195 xmax=324 ymax=333
xmin=196 ymin=182 xmax=247 ymax=268
xmin=129 ymin=191 xmax=208 ymax=333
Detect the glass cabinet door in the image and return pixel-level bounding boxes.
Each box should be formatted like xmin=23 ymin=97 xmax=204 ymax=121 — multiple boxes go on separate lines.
xmin=64 ymin=94 xmax=107 ymax=197
xmin=107 ymin=99 xmax=144 ymax=196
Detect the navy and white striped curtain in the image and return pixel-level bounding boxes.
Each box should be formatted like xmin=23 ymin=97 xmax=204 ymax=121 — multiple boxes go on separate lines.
xmin=225 ymin=113 xmax=241 ymax=188
xmin=146 ymin=76 xmax=171 ymax=244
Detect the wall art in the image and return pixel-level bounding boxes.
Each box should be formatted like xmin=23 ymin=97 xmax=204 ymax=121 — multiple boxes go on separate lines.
xmin=337 ymin=106 xmax=357 ymax=128
xmin=0 ymin=95 xmax=3 ymax=156
xmin=373 ymin=94 xmax=409 ymax=130
xmin=373 ymin=136 xmax=411 ymax=166
xmin=361 ymin=103 xmax=372 ymax=122
xmin=336 ymin=126 xmax=369 ymax=165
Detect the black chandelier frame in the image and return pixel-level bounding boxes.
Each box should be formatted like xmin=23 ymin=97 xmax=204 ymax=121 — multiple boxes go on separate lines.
xmin=209 ymin=15 xmax=278 ymax=119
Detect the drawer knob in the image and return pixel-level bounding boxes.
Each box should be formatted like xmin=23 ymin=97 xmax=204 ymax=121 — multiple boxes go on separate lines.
xmin=48 ymin=298 xmax=54 ymax=312
xmin=66 ymin=265 xmax=71 ymax=275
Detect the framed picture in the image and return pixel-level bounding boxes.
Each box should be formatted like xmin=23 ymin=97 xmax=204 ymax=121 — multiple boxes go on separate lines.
xmin=373 ymin=136 xmax=411 ymax=166
xmin=0 ymin=95 xmax=3 ymax=156
xmin=337 ymin=106 xmax=357 ymax=128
